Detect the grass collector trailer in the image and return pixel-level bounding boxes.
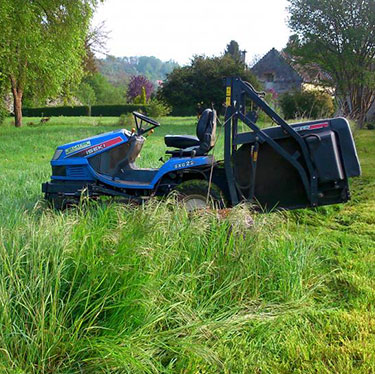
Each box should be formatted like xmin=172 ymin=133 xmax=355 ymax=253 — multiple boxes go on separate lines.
xmin=42 ymin=77 xmax=361 ymax=210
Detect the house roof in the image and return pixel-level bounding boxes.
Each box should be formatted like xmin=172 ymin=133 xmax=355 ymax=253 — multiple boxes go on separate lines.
xmin=252 ymin=48 xmax=332 ymax=85
xmin=251 ymin=48 xmax=303 ymax=84
xmin=282 ymin=56 xmax=333 ymax=84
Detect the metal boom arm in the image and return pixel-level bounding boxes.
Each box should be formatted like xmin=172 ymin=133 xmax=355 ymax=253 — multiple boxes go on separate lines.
xmin=224 ymin=77 xmax=319 ymax=206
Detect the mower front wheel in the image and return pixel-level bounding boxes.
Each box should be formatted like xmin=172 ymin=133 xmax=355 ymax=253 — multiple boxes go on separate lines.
xmin=174 ymin=180 xmax=225 ymax=211
xmin=46 ymin=194 xmax=80 ymax=210
xmin=45 ymin=194 xmax=67 ymax=210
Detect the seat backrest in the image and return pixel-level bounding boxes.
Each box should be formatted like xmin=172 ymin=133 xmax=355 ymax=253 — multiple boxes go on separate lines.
xmin=196 ymin=109 xmax=217 ymax=152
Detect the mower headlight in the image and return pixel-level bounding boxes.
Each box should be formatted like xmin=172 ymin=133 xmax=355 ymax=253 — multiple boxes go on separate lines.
xmin=52 ymin=149 xmax=63 ymax=160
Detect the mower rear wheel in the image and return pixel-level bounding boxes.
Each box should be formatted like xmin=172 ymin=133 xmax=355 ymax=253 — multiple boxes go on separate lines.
xmin=174 ymin=180 xmax=225 ymax=211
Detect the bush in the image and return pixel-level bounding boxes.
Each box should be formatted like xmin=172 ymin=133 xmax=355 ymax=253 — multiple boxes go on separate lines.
xmin=22 ymin=104 xmax=149 ymax=117
xmin=279 ymin=90 xmax=334 ymax=120
xmin=147 ymin=99 xmax=171 ymax=118
xmin=133 ymin=86 xmax=147 ymax=105
xmin=117 ymin=113 xmax=134 ymax=127
xmin=366 ymin=123 xmax=375 ymax=130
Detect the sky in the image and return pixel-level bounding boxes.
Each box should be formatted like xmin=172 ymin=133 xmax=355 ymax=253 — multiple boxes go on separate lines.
xmin=93 ymin=0 xmax=292 ymax=66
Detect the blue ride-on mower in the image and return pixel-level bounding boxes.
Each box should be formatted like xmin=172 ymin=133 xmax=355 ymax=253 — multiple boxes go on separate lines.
xmin=42 ymin=77 xmax=361 ymax=211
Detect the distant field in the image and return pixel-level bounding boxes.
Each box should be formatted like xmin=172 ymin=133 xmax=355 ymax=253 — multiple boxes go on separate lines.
xmin=0 ymin=116 xmax=374 ymax=373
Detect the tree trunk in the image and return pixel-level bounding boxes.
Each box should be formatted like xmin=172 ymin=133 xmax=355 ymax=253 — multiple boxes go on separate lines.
xmin=10 ymin=76 xmax=23 ymax=128
xmin=13 ymin=92 xmax=23 ymax=127
xmin=340 ymin=87 xmax=375 ymax=129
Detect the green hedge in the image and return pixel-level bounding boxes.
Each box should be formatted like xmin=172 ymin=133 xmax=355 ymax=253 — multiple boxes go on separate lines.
xmin=22 ymin=106 xmax=89 ymax=117
xmin=22 ymin=104 xmax=149 ymax=117
xmin=90 ymin=105 xmax=148 ymax=117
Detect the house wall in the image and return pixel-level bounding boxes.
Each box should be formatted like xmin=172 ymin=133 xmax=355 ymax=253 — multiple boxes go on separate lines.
xmin=260 ymin=79 xmax=302 ymax=95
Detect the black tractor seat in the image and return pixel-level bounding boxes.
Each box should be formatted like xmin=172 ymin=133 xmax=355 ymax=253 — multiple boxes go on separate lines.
xmin=164 ymin=109 xmax=217 ymax=157
xmin=164 ymin=135 xmax=200 ymax=149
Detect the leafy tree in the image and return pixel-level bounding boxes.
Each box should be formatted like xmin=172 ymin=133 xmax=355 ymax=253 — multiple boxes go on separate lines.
xmin=84 ymin=21 xmax=109 ymax=75
xmin=82 ymin=73 xmax=125 ymax=105
xmin=224 ymin=40 xmax=246 ymax=63
xmin=287 ymin=0 xmax=375 ymax=127
xmin=127 ymin=76 xmax=154 ymax=103
xmin=0 ymin=0 xmax=101 ymax=127
xmin=158 ymin=55 xmax=259 ymax=115
xmin=77 ymin=82 xmax=96 ymax=116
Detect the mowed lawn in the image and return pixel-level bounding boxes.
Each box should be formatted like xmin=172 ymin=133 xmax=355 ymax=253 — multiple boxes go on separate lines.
xmin=0 ymin=116 xmax=374 ymax=373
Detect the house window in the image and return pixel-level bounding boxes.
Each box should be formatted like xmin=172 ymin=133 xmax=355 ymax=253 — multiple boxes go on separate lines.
xmin=265 ymin=73 xmax=274 ymax=82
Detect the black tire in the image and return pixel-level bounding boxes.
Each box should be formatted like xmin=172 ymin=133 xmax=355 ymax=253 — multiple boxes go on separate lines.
xmin=174 ymin=179 xmax=225 ymax=210
xmin=46 ymin=194 xmax=80 ymax=210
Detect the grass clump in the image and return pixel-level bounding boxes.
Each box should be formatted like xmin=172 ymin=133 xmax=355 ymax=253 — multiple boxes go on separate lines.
xmin=0 ymin=203 xmax=329 ymax=373
xmin=0 ymin=116 xmax=374 ymax=373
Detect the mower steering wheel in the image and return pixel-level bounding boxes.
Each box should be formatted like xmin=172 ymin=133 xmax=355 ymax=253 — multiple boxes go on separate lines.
xmin=132 ymin=112 xmax=160 ymax=127
xmin=132 ymin=111 xmax=160 ymax=136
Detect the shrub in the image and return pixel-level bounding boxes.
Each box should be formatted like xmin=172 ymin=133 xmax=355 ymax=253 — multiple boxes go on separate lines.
xmin=279 ymin=90 xmax=334 ymax=120
xmin=257 ymin=89 xmax=282 ymax=123
xmin=117 ymin=113 xmax=134 ymax=127
xmin=118 ymin=114 xmax=127 ymax=126
xmin=147 ymin=99 xmax=172 ymax=118
xmin=133 ymin=86 xmax=147 ymax=105
xmin=366 ymin=123 xmax=375 ymax=130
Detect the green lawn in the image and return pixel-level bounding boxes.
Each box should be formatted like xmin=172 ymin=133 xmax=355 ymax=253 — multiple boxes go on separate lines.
xmin=0 ymin=116 xmax=374 ymax=373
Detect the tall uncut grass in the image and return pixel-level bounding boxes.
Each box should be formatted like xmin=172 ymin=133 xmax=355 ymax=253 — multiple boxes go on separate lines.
xmin=0 ymin=117 xmax=374 ymax=373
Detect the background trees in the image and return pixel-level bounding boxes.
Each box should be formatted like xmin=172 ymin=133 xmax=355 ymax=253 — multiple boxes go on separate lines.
xmin=98 ymin=56 xmax=179 ymax=86
xmin=78 ymin=73 xmax=125 ymax=106
xmin=0 ymin=0 xmax=101 ymax=127
xmin=287 ymin=0 xmax=375 ymax=127
xmin=158 ymin=54 xmax=259 ymax=115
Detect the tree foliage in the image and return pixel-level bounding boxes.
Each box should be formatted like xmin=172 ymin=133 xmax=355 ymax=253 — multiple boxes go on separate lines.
xmin=0 ymin=0 xmax=101 ymax=126
xmin=158 ymin=55 xmax=259 ymax=115
xmin=127 ymin=76 xmax=154 ymax=103
xmin=98 ymin=56 xmax=179 ymax=86
xmin=79 ymin=73 xmax=125 ymax=105
xmin=224 ymin=40 xmax=246 ymax=63
xmin=287 ymin=0 xmax=375 ymax=126
xmin=84 ymin=21 xmax=109 ymax=75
